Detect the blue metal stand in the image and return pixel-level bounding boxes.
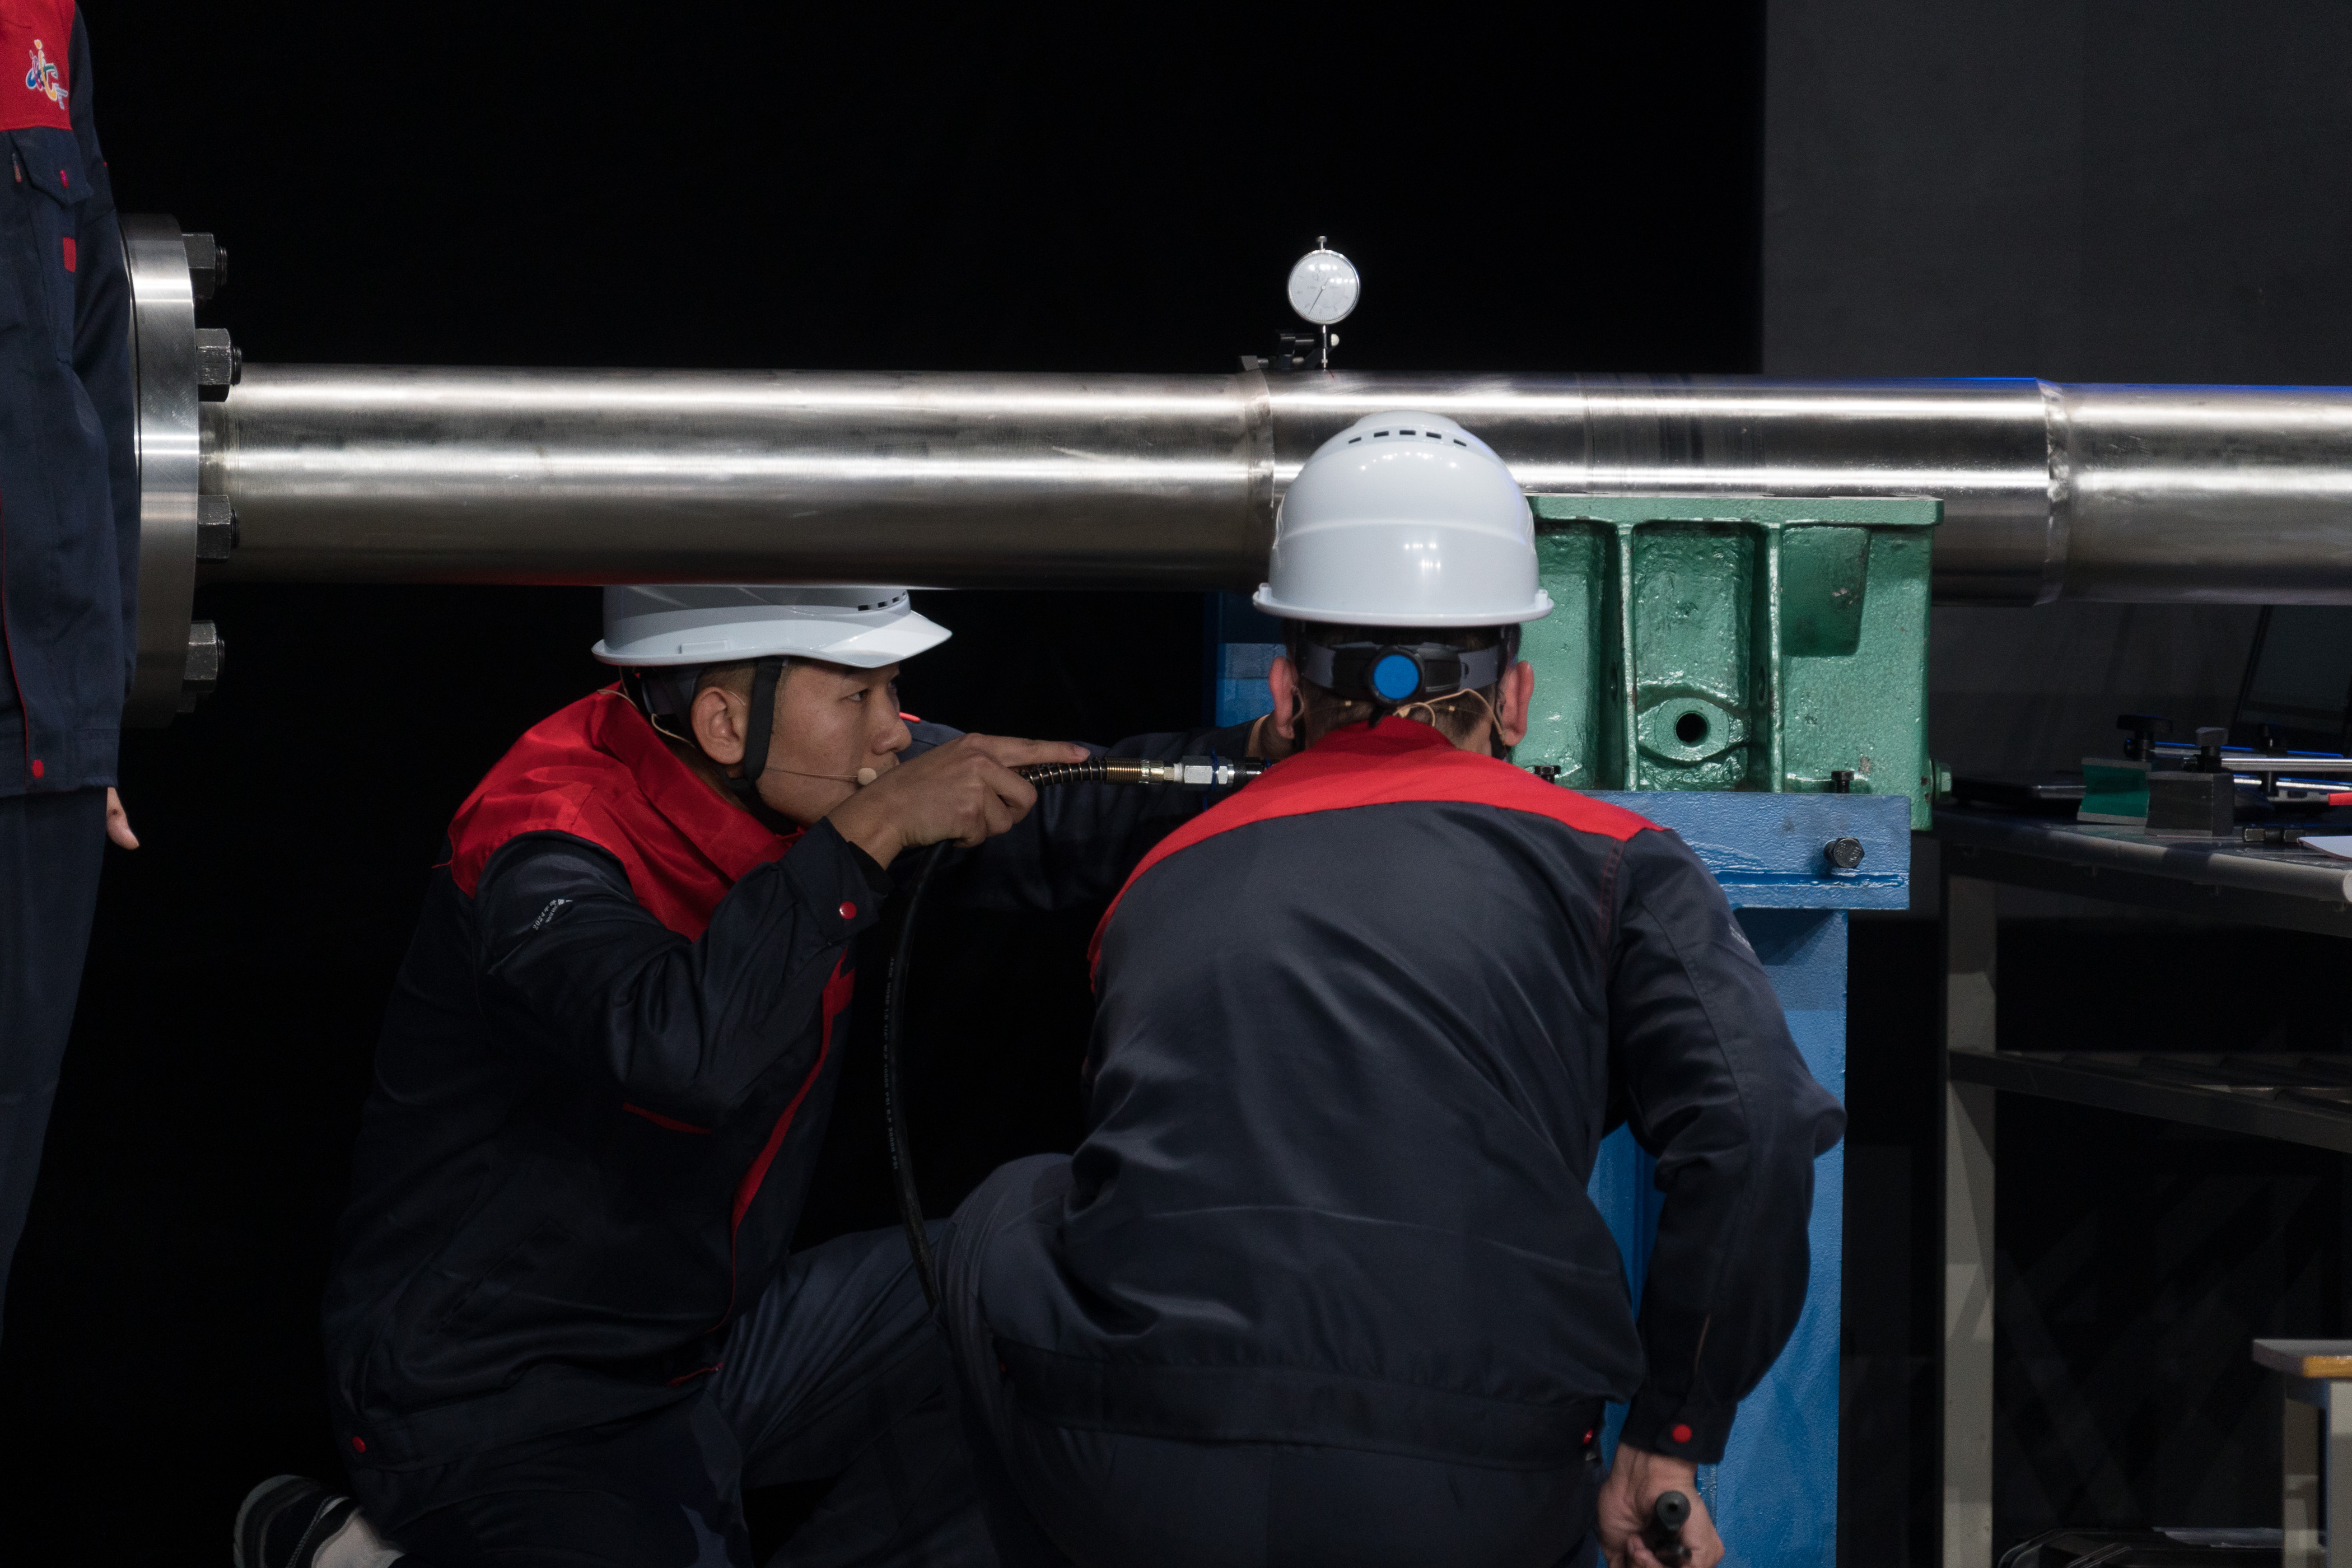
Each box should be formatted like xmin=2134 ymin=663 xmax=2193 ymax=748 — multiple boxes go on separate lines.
xmin=1589 ymin=791 xmax=1909 ymax=1568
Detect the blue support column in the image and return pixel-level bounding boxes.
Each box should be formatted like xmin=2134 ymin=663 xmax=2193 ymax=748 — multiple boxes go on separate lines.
xmin=1587 ymin=791 xmax=1909 ymax=1568
xmin=1206 ymin=591 xmax=1282 ymax=727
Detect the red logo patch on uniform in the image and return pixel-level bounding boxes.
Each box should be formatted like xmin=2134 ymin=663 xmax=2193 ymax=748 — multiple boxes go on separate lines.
xmin=1 ymin=5 xmax=75 ymax=132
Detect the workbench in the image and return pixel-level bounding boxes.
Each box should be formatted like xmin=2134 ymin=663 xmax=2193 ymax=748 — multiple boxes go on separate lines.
xmin=1936 ymin=805 xmax=2352 ymax=1568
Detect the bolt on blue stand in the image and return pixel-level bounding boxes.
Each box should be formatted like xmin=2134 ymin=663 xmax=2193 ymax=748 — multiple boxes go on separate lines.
xmin=1207 ymin=589 xmax=1909 ymax=1567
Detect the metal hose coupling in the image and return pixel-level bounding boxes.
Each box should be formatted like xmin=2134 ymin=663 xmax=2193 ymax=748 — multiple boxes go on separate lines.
xmin=1017 ymin=755 xmax=1268 ymax=788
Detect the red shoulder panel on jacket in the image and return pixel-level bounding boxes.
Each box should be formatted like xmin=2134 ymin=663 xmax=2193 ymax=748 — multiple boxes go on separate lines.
xmin=1 ymin=4 xmax=77 ymax=133
xmin=445 ymin=689 xmax=799 ymax=940
xmin=1089 ymin=718 xmax=1659 ymax=976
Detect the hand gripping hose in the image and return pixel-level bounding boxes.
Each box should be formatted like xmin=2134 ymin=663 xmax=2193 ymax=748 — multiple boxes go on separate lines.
xmin=880 ymin=754 xmax=1268 ymax=1309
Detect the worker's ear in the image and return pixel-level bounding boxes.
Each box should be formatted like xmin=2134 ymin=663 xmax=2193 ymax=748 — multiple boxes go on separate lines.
xmin=690 ymin=684 xmax=748 ymax=771
xmin=1497 ymin=660 xmax=1534 ymax=749
xmin=1268 ymin=655 xmax=1302 ymax=742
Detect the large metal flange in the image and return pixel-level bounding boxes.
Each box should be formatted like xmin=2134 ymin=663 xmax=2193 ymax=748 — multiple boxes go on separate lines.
xmin=120 ymin=214 xmax=235 ymax=726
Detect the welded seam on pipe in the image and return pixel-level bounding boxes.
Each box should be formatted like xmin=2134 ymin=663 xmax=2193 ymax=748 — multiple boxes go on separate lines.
xmin=1235 ymin=365 xmax=1277 ymax=564
xmin=2037 ymin=379 xmax=2074 ymax=607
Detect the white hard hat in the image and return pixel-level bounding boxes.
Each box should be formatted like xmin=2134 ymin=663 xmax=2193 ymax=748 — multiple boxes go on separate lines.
xmin=592 ymin=585 xmax=951 ymax=669
xmin=1252 ymin=411 xmax=1552 ymax=627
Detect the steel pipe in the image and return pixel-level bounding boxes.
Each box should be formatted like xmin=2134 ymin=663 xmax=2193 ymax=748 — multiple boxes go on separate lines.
xmin=199 ymin=367 xmax=2352 ymax=607
xmin=120 ymin=213 xmax=2352 ymax=722
xmin=202 ymin=366 xmax=1276 ymax=592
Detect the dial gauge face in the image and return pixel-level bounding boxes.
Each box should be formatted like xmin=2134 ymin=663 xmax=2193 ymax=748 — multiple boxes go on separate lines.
xmin=1286 ymin=248 xmax=1360 ymax=325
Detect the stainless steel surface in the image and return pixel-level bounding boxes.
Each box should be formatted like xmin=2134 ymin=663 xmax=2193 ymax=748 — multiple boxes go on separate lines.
xmin=204 ymin=366 xmax=1279 ymax=590
xmin=189 ymin=366 xmax=2352 ymax=604
xmin=120 ymin=214 xmax=202 ymax=728
xmin=2059 ymin=384 xmax=2352 ymax=605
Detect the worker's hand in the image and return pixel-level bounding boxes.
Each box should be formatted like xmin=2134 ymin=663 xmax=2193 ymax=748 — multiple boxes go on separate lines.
xmin=1597 ymin=1443 xmax=1723 ymax=1568
xmin=825 ymin=734 xmax=1085 ymax=867
xmin=104 ymin=787 xmax=138 ymax=850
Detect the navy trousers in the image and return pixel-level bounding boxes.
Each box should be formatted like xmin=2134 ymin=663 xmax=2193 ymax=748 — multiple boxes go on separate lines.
xmin=353 ymin=1226 xmax=993 ymax=1568
xmin=0 ymin=788 xmax=105 ymax=1345
xmin=936 ymin=1155 xmax=1602 ymax=1568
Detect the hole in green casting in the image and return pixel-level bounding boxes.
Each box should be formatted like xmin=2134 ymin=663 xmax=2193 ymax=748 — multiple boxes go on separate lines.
xmin=1674 ymin=711 xmax=1710 ymax=746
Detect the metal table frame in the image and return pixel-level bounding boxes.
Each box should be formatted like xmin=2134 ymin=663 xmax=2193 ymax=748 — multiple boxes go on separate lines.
xmin=1937 ymin=808 xmax=2352 ymax=1567
xmin=2252 ymin=1341 xmax=2352 ymax=1568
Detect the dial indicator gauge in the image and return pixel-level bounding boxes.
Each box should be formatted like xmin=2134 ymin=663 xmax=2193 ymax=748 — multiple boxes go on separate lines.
xmin=1287 ymin=247 xmax=1360 ymax=325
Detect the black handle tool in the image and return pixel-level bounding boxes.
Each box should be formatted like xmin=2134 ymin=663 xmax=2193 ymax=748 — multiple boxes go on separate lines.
xmin=1642 ymin=1490 xmax=1692 ymax=1567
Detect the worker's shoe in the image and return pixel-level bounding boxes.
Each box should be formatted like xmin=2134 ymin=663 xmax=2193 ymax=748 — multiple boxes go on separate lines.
xmin=233 ymin=1475 xmax=358 ymax=1568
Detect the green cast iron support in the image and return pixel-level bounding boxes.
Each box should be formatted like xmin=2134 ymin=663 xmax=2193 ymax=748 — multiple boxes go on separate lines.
xmin=1520 ymin=496 xmax=1939 ymax=828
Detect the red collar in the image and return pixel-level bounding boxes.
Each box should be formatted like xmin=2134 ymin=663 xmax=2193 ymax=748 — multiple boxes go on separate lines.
xmin=445 ymin=688 xmax=799 ymax=938
xmin=1088 ymin=717 xmax=1658 ymax=977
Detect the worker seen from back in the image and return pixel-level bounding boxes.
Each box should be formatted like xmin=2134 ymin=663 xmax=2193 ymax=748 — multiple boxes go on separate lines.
xmin=936 ymin=412 xmax=1847 ymax=1568
xmin=236 ymin=585 xmax=1261 ymax=1568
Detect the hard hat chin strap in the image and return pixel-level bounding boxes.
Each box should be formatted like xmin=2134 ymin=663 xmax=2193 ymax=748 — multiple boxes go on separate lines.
xmin=725 ymin=657 xmax=883 ymax=800
xmin=729 ymin=657 xmax=788 ymax=813
xmin=625 ymin=660 xmax=881 ymax=810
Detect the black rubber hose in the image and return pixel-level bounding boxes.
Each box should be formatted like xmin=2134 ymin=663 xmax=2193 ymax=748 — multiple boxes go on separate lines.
xmin=1014 ymin=757 xmax=1113 ymax=786
xmin=882 ymin=844 xmax=945 ymax=1309
xmin=882 ymin=763 xmax=1256 ymax=1305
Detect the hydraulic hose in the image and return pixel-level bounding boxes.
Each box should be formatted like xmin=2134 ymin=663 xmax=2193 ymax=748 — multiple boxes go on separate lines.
xmin=881 ymin=845 xmax=944 ymax=1310
xmin=1014 ymin=754 xmax=1269 ymax=788
xmin=880 ymin=755 xmax=1270 ymax=1310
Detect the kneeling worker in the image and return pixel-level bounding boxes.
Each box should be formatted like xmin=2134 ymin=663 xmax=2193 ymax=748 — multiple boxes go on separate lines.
xmin=939 ymin=415 xmax=1846 ymax=1568
xmin=239 ymin=585 xmax=1254 ymax=1568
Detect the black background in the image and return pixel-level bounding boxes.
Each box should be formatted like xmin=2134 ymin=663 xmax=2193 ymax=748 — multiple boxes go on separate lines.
xmin=0 ymin=2 xmax=1771 ymax=1560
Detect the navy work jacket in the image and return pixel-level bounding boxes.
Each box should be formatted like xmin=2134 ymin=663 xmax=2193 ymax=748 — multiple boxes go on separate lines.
xmin=987 ymin=718 xmax=1847 ymax=1469
xmin=0 ymin=2 xmax=137 ymax=795
xmin=325 ymin=692 xmax=1249 ymax=1469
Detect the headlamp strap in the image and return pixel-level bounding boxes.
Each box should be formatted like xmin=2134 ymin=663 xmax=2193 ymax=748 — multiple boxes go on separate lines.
xmin=1297 ymin=641 xmax=1506 ymax=704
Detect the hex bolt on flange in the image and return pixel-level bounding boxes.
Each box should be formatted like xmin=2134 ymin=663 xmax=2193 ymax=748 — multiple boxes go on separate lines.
xmin=181 ymin=231 xmax=227 ymax=302
xmin=195 ymin=328 xmax=241 ymax=401
xmin=195 ymin=494 xmax=239 ymax=562
xmin=178 ymin=620 xmax=225 ymax=712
